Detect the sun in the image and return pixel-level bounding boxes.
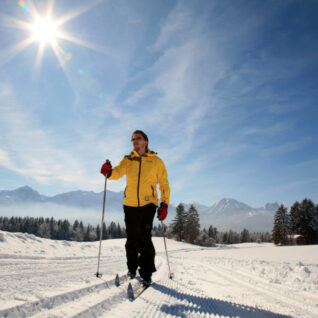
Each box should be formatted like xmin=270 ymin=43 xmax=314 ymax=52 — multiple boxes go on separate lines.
xmin=31 ymin=16 xmax=59 ymax=45
xmin=1 ymin=1 xmax=107 ymax=74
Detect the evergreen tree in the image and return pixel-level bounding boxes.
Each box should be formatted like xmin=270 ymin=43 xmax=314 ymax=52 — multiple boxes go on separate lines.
xmin=108 ymin=222 xmax=117 ymax=239
xmin=299 ymin=199 xmax=318 ymax=243
xmin=72 ymin=220 xmax=85 ymax=241
xmin=17 ymin=217 xmax=23 ymax=232
xmin=171 ymin=203 xmax=186 ymax=241
xmin=207 ymin=225 xmax=218 ymax=241
xmin=23 ymin=217 xmax=30 ymax=233
xmin=59 ymin=220 xmax=71 ymax=240
xmin=222 ymin=232 xmax=228 ymax=244
xmin=9 ymin=217 xmax=17 ymax=232
xmin=240 ymin=228 xmax=250 ymax=243
xmin=96 ymin=224 xmax=101 ymax=241
xmin=183 ymin=205 xmax=200 ymax=244
xmin=153 ymin=224 xmax=164 ymax=237
xmin=102 ymin=222 xmax=108 ymax=240
xmin=197 ymin=230 xmax=213 ymax=246
xmin=84 ymin=226 xmax=90 ymax=241
xmin=79 ymin=221 xmax=84 ymax=232
xmin=227 ymin=230 xmax=239 ymax=244
xmin=57 ymin=220 xmax=63 ymax=239
xmin=32 ymin=218 xmax=38 ymax=236
xmin=272 ymin=204 xmax=290 ymax=245
xmin=78 ymin=221 xmax=85 ymax=241
xmin=50 ymin=217 xmax=58 ymax=240
xmin=116 ymin=223 xmax=123 ymax=238
xmin=290 ymin=201 xmax=301 ymax=233
xmin=38 ymin=222 xmax=51 ymax=238
xmin=85 ymin=225 xmax=97 ymax=241
xmin=73 ymin=220 xmax=80 ymax=231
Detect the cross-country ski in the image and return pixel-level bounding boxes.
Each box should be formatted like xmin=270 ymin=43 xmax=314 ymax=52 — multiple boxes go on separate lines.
xmin=127 ymin=281 xmax=151 ymax=301
xmin=127 ymin=283 xmax=151 ymax=301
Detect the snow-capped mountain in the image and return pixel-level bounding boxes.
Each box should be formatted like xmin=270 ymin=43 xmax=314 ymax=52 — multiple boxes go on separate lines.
xmin=173 ymin=201 xmax=210 ymax=213
xmin=198 ymin=198 xmax=279 ymax=232
xmin=0 ymin=186 xmax=124 ymax=209
xmin=0 ymin=186 xmax=279 ymax=231
xmin=0 ymin=186 xmax=48 ymax=204
xmin=208 ymin=198 xmax=253 ymax=215
xmin=45 ymin=190 xmax=124 ymax=209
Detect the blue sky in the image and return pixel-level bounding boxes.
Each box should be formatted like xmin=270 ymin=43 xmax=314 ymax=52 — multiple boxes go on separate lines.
xmin=0 ymin=0 xmax=317 ymax=207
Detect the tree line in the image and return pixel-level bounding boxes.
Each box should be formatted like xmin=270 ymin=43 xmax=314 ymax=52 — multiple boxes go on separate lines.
xmin=168 ymin=203 xmax=271 ymax=246
xmin=0 ymin=216 xmax=126 ymax=241
xmin=3 ymin=198 xmax=316 ymax=246
xmin=272 ymin=198 xmax=318 ymax=245
xmin=0 ymin=216 xmax=169 ymax=241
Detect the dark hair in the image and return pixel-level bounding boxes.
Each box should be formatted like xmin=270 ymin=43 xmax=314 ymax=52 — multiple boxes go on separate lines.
xmin=132 ymin=130 xmax=149 ymax=150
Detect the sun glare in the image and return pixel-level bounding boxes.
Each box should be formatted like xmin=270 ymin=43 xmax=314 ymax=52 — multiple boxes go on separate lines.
xmin=2 ymin=0 xmax=106 ymax=79
xmin=31 ymin=16 xmax=58 ymax=45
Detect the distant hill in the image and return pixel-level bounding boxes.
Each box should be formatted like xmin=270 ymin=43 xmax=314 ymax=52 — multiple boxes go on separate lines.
xmin=0 ymin=186 xmax=279 ymax=232
xmin=0 ymin=186 xmax=47 ymax=204
xmin=0 ymin=185 xmax=124 ymax=209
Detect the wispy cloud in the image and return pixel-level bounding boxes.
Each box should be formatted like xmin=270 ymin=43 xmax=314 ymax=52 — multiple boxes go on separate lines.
xmin=289 ymin=158 xmax=318 ymax=169
xmin=121 ymin=2 xmax=228 ymax=168
xmin=260 ymin=137 xmax=312 ymax=157
xmin=0 ymin=149 xmax=15 ymax=171
xmin=239 ymin=122 xmax=292 ymax=137
xmin=128 ymin=18 xmax=142 ymax=25
xmin=0 ymin=82 xmax=105 ymax=191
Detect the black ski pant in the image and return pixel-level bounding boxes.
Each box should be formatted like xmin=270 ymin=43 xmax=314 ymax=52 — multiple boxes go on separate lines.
xmin=123 ymin=203 xmax=157 ymax=278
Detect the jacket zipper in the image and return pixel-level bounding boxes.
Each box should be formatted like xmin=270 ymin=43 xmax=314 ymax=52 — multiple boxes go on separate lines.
xmin=137 ymin=157 xmax=142 ymax=207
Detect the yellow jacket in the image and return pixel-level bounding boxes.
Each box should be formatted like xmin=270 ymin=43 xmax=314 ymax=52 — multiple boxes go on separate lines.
xmin=108 ymin=149 xmax=170 ymax=207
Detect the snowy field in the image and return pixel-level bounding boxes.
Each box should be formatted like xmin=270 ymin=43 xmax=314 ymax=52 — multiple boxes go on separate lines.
xmin=1 ymin=231 xmax=318 ymax=318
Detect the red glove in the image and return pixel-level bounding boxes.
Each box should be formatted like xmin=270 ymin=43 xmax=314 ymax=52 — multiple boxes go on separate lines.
xmin=100 ymin=160 xmax=112 ymax=177
xmin=157 ymin=202 xmax=168 ymax=221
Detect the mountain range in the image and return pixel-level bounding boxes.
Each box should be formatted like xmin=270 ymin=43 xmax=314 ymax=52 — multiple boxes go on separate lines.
xmin=0 ymin=186 xmax=279 ymax=232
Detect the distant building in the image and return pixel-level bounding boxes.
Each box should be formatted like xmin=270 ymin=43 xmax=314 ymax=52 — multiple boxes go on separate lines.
xmin=292 ymin=234 xmax=308 ymax=245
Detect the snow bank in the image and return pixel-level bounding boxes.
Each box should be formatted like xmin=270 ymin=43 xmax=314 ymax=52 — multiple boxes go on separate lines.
xmin=0 ymin=230 xmax=125 ymax=258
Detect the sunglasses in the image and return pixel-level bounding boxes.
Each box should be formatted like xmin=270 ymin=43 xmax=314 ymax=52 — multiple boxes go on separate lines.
xmin=131 ymin=137 xmax=143 ymax=142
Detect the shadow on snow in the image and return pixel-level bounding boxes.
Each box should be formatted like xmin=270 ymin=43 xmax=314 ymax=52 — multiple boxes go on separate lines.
xmin=151 ymin=283 xmax=292 ymax=318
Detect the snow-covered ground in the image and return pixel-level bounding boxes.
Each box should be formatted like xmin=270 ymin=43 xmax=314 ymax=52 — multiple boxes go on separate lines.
xmin=1 ymin=230 xmax=318 ymax=317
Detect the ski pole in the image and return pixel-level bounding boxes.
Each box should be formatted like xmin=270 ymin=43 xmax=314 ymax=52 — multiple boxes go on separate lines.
xmin=96 ymin=173 xmax=108 ymax=278
xmin=161 ymin=220 xmax=173 ymax=279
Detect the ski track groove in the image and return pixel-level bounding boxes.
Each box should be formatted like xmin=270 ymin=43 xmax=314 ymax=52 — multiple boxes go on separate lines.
xmin=134 ymin=253 xmax=313 ymax=318
xmin=70 ymin=290 xmax=128 ymax=318
xmin=0 ymin=276 xmax=121 ymax=318
xmin=197 ymin=261 xmax=318 ymax=318
xmin=218 ymin=261 xmax=318 ymax=303
xmin=0 ymin=260 xmax=124 ymax=279
xmin=2 ymin=243 xmax=317 ymax=317
xmin=0 ymin=259 xmax=164 ymax=318
xmin=212 ymin=261 xmax=318 ymax=315
xmin=133 ymin=278 xmax=234 ymax=318
xmin=32 ymin=285 xmax=129 ymax=318
xmin=121 ymin=256 xmax=239 ymax=318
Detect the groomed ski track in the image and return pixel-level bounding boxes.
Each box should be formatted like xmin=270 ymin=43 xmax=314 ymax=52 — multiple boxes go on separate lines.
xmin=1 ymin=234 xmax=318 ymax=317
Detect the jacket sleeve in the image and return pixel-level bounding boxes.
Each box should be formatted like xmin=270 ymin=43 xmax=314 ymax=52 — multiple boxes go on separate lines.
xmin=108 ymin=157 xmax=127 ymax=180
xmin=157 ymin=158 xmax=170 ymax=205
